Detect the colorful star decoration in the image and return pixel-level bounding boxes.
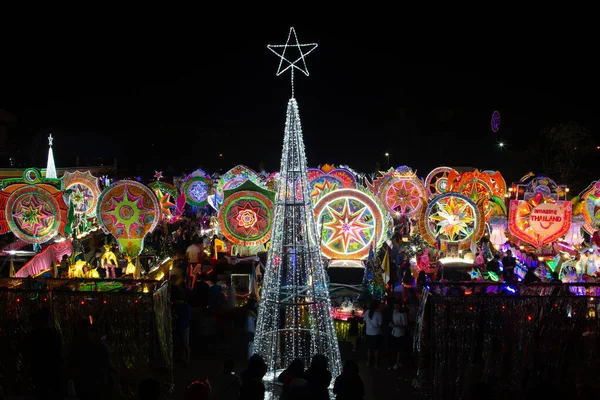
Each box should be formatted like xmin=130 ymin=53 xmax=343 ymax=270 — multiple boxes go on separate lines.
xmin=312 ymin=180 xmax=337 ymax=200
xmin=430 ymin=196 xmax=475 ymax=241
xmin=469 ymin=268 xmax=481 ymax=280
xmin=12 ymin=194 xmax=54 ymax=236
xmin=386 ymin=180 xmax=422 ymax=216
xmin=188 ymin=181 xmax=208 ymax=202
xmin=323 ymin=199 xmax=372 ymax=253
xmin=154 ymin=171 xmax=163 ymax=181
xmin=154 ymin=189 xmax=175 ymax=220
xmin=71 ymin=185 xmax=93 ymax=213
xmin=103 ymin=187 xmax=149 ymax=237
xmin=234 ymin=202 xmax=262 ymax=233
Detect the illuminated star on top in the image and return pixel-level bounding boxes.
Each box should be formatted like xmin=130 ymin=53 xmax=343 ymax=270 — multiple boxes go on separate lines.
xmin=267 ymin=27 xmax=318 ymax=98
xmin=154 ymin=171 xmax=163 ymax=181
xmin=48 ymin=134 xmax=53 ymax=146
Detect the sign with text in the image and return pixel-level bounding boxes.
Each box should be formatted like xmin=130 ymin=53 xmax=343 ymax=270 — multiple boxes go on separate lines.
xmin=509 ymin=200 xmax=572 ymax=248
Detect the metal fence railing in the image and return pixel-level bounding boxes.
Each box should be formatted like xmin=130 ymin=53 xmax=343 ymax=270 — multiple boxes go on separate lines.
xmin=0 ymin=277 xmax=172 ymax=398
xmin=414 ymin=282 xmax=600 ymax=399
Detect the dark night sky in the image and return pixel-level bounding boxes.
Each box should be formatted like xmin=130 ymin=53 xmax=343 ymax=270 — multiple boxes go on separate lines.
xmin=1 ymin=20 xmax=598 ymax=188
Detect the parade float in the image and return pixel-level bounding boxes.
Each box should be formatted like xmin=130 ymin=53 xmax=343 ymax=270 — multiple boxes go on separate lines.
xmin=0 ymin=137 xmax=173 ymax=397
xmin=3 ymin=135 xmax=600 ymax=398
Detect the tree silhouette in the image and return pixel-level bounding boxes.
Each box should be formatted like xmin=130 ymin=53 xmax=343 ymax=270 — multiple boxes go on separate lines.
xmin=539 ymin=122 xmax=594 ymax=187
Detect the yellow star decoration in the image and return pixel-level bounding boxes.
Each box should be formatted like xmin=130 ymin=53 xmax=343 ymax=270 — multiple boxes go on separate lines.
xmin=105 ymin=188 xmax=144 ymax=236
xmin=429 ymin=196 xmax=475 ymax=241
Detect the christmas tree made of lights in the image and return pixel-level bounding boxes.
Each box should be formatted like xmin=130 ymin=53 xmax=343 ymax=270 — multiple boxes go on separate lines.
xmin=254 ymin=27 xmax=341 ymax=380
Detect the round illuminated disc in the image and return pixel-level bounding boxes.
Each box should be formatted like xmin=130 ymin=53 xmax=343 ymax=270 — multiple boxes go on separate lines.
xmin=218 ymin=190 xmax=274 ymax=246
xmin=6 ymin=186 xmax=61 ymax=244
xmin=314 ymin=188 xmax=386 ymax=260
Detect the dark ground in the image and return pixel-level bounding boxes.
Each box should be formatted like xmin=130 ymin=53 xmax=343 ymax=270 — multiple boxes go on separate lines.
xmin=170 ymin=307 xmax=426 ymax=400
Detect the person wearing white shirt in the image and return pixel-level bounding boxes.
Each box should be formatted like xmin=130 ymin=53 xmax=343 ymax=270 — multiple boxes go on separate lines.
xmin=185 ymin=240 xmax=203 ymax=288
xmin=389 ymin=301 xmax=409 ymax=370
xmin=364 ymin=300 xmax=383 ymax=367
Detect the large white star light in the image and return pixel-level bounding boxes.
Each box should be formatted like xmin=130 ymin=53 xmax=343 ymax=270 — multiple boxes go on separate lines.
xmin=267 ymin=27 xmax=318 ymax=97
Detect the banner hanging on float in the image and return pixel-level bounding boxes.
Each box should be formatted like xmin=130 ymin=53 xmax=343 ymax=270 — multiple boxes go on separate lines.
xmin=508 ymin=200 xmax=572 ymax=248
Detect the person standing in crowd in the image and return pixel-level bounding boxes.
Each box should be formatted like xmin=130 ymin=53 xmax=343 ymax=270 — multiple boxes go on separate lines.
xmin=172 ymin=287 xmax=192 ymax=365
xmin=364 ymin=300 xmax=382 ymax=367
xmin=487 ymin=254 xmax=501 ymax=274
xmin=401 ymin=267 xmax=415 ymax=303
xmin=381 ymin=297 xmax=395 ymax=367
xmin=347 ymin=310 xmax=360 ymax=352
xmin=278 ymin=358 xmax=306 ymax=400
xmin=69 ymin=319 xmax=120 ymax=400
xmin=333 ymin=360 xmax=364 ymax=400
xmin=23 ymin=308 xmax=67 ymax=399
xmin=389 ymin=300 xmax=409 ymax=370
xmin=304 ymin=354 xmax=331 ymax=400
xmin=502 ymin=250 xmax=517 ymax=282
xmin=240 ymin=355 xmax=267 ymax=400
xmin=186 ymin=378 xmax=211 ymax=400
xmin=214 ymin=359 xmax=241 ymax=400
xmin=185 ymin=238 xmax=202 ymax=289
xmin=389 ymin=235 xmax=401 ymax=290
xmin=137 ymin=378 xmax=161 ymax=400
xmin=246 ymin=298 xmax=258 ymax=359
xmin=524 ymin=266 xmax=542 ymax=283
xmin=397 ymin=249 xmax=407 ymax=278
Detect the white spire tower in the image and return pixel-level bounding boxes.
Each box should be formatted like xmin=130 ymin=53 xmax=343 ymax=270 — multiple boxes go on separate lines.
xmin=255 ymin=28 xmax=341 ymax=388
xmin=46 ymin=134 xmax=57 ymax=179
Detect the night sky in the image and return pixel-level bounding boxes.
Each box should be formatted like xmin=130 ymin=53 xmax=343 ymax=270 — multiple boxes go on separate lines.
xmin=1 ymin=21 xmax=597 ymax=190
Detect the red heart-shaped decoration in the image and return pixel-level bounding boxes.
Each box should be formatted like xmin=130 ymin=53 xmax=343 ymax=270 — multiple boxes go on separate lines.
xmin=532 ymin=192 xmax=543 ymax=206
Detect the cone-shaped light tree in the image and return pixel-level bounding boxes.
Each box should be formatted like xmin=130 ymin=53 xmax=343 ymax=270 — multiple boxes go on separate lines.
xmin=254 ymin=27 xmax=342 ymax=383
xmin=46 ymin=134 xmax=57 ymax=179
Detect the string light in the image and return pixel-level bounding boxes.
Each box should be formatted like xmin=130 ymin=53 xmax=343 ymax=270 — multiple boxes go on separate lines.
xmin=46 ymin=134 xmax=57 ymax=179
xmin=253 ymin=95 xmax=341 ymax=382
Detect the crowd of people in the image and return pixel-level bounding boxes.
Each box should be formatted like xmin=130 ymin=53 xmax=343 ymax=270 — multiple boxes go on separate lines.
xmin=7 ymin=308 xmax=121 ymax=400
